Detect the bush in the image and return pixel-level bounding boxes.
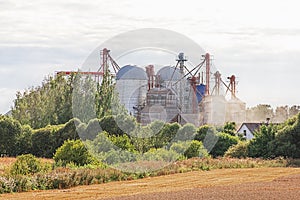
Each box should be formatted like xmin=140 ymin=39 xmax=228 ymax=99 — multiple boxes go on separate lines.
xmin=0 ymin=116 xmax=22 ymax=156
xmin=210 ymin=133 xmax=239 ymax=157
xmin=170 ymin=141 xmax=190 ymax=155
xmin=248 ymin=125 xmax=276 ymax=158
xmin=10 ymin=154 xmax=50 ymax=175
xmin=194 ymin=125 xmax=217 ymax=141
xmin=54 ymin=140 xmax=96 ymax=166
xmin=85 ymin=119 xmax=102 ymax=140
xmin=142 ymin=148 xmax=180 ymax=162
xmin=104 ymin=149 xmax=137 ymax=165
xmin=184 ymin=140 xmax=209 ymax=158
xmin=31 ymin=125 xmax=63 ymax=158
xmin=224 ymin=141 xmax=249 ymax=158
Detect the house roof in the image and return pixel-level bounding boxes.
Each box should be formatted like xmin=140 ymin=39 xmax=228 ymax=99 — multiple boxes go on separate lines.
xmin=237 ymin=123 xmax=263 ymax=133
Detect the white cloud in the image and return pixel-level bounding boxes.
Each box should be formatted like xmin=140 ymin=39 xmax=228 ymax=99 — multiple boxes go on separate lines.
xmin=0 ymin=0 xmax=300 ymax=113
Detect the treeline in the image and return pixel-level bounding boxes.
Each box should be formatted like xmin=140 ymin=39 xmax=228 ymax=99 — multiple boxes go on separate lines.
xmin=246 ymin=104 xmax=300 ymax=123
xmin=0 ymin=114 xmax=238 ymax=160
xmin=3 ymin=72 xmax=300 ymax=162
xmin=226 ymin=113 xmax=300 ymax=158
xmin=1 ymin=112 xmax=300 ymax=167
xmin=11 ymin=71 xmax=118 ymax=129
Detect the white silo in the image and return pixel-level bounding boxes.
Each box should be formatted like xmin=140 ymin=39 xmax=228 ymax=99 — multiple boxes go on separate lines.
xmin=115 ymin=65 xmax=148 ymax=116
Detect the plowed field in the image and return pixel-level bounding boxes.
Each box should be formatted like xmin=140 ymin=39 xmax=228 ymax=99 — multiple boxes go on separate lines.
xmin=1 ymin=168 xmax=300 ymax=200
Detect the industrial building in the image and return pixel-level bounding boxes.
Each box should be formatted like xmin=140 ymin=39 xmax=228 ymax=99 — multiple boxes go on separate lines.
xmin=113 ymin=49 xmax=246 ymax=126
xmin=57 ymin=48 xmax=246 ymax=126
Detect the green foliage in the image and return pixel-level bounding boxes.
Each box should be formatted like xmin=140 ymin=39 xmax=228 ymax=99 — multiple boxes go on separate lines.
xmin=142 ymin=148 xmax=180 ymax=162
xmin=130 ymin=125 xmax=153 ymax=153
xmin=57 ymin=118 xmax=81 ymax=141
xmin=109 ymin=134 xmax=135 ymax=152
xmin=194 ymin=125 xmax=217 ymax=141
xmin=0 ymin=116 xmax=22 ymax=156
xmin=223 ymin=122 xmax=236 ymax=136
xmin=246 ymin=104 xmax=274 ymax=122
xmin=12 ymin=71 xmax=118 ymax=129
xmin=54 ymin=140 xmax=97 ymax=166
xmin=99 ymin=114 xmax=137 ymax=136
xmin=10 ymin=154 xmax=50 ymax=176
xmin=72 ymin=75 xmax=98 ymax=123
xmin=151 ymin=122 xmax=181 ymax=149
xmin=104 ymin=149 xmax=137 ymax=165
xmin=184 ymin=140 xmax=209 ymax=158
xmin=210 ymin=133 xmax=239 ymax=157
xmin=270 ymin=113 xmax=300 ymax=158
xmin=95 ymin=71 xmax=115 ymax=119
xmin=224 ymin=141 xmax=249 ymax=158
xmin=248 ymin=125 xmax=277 ymax=158
xmin=31 ymin=125 xmax=62 ymax=158
xmin=12 ymin=74 xmax=74 ymax=129
xmin=170 ymin=141 xmax=191 ymax=155
xmin=173 ymin=123 xmax=197 ymax=142
xmin=84 ymin=118 xmax=102 ymax=140
xmin=15 ymin=125 xmax=33 ymax=155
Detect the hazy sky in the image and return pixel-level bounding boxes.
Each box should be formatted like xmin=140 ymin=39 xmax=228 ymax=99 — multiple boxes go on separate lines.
xmin=1 ymin=0 xmax=300 ymax=114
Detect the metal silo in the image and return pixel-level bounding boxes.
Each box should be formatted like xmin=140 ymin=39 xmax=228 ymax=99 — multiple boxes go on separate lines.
xmin=200 ymin=95 xmax=227 ymax=126
xmin=115 ymin=65 xmax=148 ymax=116
xmin=226 ymin=97 xmax=246 ymax=126
xmin=156 ymin=66 xmax=181 ymax=89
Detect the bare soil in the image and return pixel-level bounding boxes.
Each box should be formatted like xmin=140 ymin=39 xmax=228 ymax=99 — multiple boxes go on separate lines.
xmin=1 ymin=167 xmax=300 ymax=200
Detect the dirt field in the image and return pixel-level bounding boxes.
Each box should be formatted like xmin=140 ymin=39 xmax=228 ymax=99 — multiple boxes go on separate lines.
xmin=1 ymin=167 xmax=300 ymax=200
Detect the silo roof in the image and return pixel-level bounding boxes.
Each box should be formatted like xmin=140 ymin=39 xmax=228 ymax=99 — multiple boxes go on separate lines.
xmin=116 ymin=65 xmax=147 ymax=80
xmin=157 ymin=66 xmax=181 ymax=81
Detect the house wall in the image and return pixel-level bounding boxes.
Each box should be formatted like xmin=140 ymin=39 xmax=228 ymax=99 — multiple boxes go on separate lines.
xmin=237 ymin=125 xmax=254 ymax=140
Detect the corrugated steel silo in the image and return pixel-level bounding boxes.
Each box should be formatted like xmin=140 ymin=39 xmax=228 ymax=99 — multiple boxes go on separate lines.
xmin=115 ymin=65 xmax=148 ymax=116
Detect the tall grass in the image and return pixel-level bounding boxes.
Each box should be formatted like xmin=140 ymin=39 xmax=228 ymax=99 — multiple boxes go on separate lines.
xmin=0 ymin=157 xmax=298 ymax=194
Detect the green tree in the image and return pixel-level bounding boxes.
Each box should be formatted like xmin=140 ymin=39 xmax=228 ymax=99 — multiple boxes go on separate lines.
xmin=248 ymin=124 xmax=277 ymax=158
xmin=210 ymin=133 xmax=239 ymax=157
xmin=0 ymin=116 xmax=22 ymax=156
xmin=15 ymin=125 xmax=33 ymax=155
xmin=194 ymin=125 xmax=217 ymax=141
xmin=289 ymin=105 xmax=300 ymax=117
xmin=12 ymin=74 xmax=75 ymax=128
xmin=224 ymin=141 xmax=249 ymax=158
xmin=246 ymin=104 xmax=274 ymax=122
xmin=184 ymin=140 xmax=209 ymax=158
xmin=223 ymin=122 xmax=236 ymax=136
xmin=270 ymin=113 xmax=300 ymax=158
xmin=31 ymin=125 xmax=60 ymax=158
xmin=173 ymin=123 xmax=197 ymax=142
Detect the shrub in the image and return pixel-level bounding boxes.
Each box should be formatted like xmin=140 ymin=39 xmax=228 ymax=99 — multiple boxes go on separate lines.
xmin=10 ymin=154 xmax=49 ymax=175
xmin=31 ymin=125 xmax=63 ymax=158
xmin=224 ymin=141 xmax=249 ymax=158
xmin=194 ymin=125 xmax=217 ymax=141
xmin=184 ymin=140 xmax=209 ymax=158
xmin=210 ymin=133 xmax=239 ymax=157
xmin=104 ymin=149 xmax=137 ymax=165
xmin=85 ymin=119 xmax=102 ymax=140
xmin=248 ymin=125 xmax=276 ymax=158
xmin=170 ymin=141 xmax=190 ymax=155
xmin=143 ymin=148 xmax=180 ymax=162
xmin=0 ymin=116 xmax=22 ymax=156
xmin=54 ymin=140 xmax=96 ymax=166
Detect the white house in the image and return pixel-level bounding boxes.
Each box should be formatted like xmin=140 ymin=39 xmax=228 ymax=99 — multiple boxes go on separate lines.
xmin=237 ymin=123 xmax=262 ymax=140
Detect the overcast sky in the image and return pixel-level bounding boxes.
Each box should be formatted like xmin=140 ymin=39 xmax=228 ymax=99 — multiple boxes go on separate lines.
xmin=1 ymin=0 xmax=300 ymax=114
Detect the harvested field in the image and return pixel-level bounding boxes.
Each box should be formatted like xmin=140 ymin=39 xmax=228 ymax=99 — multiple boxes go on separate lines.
xmin=1 ymin=167 xmax=300 ymax=200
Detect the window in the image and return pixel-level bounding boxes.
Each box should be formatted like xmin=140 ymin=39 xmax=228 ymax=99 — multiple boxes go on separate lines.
xmin=243 ymin=130 xmax=246 ymax=136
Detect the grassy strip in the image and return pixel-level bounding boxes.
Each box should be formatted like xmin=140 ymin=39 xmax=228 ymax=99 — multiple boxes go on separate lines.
xmin=0 ymin=157 xmax=299 ymax=194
